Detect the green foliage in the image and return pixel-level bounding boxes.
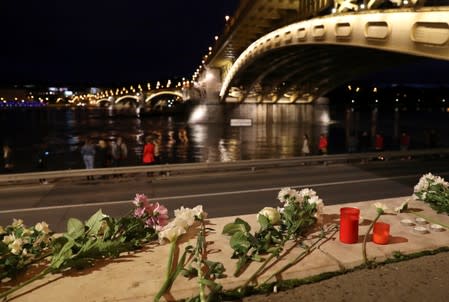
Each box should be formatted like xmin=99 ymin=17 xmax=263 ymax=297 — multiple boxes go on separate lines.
xmin=223 ymin=199 xmax=318 ymax=277
xmin=414 ymin=174 xmax=449 ymax=215
xmin=0 ymin=220 xmax=53 ymax=280
xmin=49 ymin=209 xmax=156 ymax=272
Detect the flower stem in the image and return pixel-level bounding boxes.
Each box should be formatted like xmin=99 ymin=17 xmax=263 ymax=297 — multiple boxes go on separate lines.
xmin=260 ymin=225 xmax=337 ymax=286
xmin=362 ymin=213 xmax=381 ymax=265
xmin=197 ymin=220 xmax=206 ymax=302
xmin=154 ymin=240 xmax=188 ymax=302
xmin=154 ymin=239 xmax=177 ymax=302
xmin=166 ymin=239 xmax=177 ymax=279
xmin=241 ymin=253 xmax=276 ymax=288
xmin=0 ymin=267 xmax=53 ymax=300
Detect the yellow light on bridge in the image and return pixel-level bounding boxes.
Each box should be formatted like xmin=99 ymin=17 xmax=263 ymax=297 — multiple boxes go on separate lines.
xmin=225 ymin=15 xmax=230 ymax=22
xmin=214 ymin=36 xmax=218 ymax=41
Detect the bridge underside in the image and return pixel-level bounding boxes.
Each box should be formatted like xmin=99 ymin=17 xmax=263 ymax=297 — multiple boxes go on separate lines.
xmin=224 ymin=45 xmax=429 ymax=103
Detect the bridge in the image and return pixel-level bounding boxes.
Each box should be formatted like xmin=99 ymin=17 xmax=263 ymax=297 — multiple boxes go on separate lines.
xmin=85 ymin=1 xmax=449 ymax=109
xmin=196 ymin=0 xmax=449 ymax=104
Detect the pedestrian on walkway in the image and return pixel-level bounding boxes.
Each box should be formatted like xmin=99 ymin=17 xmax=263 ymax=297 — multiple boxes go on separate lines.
xmin=111 ymin=137 xmax=128 ymax=167
xmin=2 ymin=143 xmax=14 ymax=173
xmin=81 ymin=138 xmax=95 ymax=180
xmin=375 ymin=133 xmax=384 ymax=151
xmin=301 ymin=134 xmax=310 ymax=156
xmin=142 ymin=136 xmax=156 ymax=176
xmin=318 ymin=134 xmax=328 ymax=155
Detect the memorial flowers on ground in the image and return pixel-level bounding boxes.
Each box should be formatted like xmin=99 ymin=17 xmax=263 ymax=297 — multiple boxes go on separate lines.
xmin=413 ymin=172 xmax=449 ymax=215
xmin=154 ymin=205 xmax=207 ymax=302
xmin=0 ymin=193 xmax=169 ymax=300
xmin=1 ymin=219 xmax=53 ymax=280
xmin=222 ymin=187 xmax=335 ymax=292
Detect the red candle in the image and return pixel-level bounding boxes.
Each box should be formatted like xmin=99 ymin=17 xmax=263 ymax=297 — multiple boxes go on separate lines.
xmin=373 ymin=222 xmax=390 ymax=245
xmin=339 ymin=207 xmax=360 ymax=244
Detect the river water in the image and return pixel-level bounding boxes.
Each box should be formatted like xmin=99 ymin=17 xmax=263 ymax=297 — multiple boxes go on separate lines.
xmin=1 ymin=102 xmax=448 ymax=173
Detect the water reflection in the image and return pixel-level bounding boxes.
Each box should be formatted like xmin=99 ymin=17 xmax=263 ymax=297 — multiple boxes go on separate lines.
xmin=1 ymin=100 xmax=447 ymax=173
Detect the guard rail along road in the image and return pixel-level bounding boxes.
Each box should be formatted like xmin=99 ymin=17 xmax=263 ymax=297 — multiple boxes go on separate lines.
xmin=1 ymin=148 xmax=448 ymax=185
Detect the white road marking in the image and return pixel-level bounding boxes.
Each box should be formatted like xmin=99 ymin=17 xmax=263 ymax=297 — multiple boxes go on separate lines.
xmin=0 ymin=173 xmax=435 ymax=214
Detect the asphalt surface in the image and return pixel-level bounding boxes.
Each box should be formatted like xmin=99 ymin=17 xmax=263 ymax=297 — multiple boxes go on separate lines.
xmin=1 ymin=156 xmax=449 ymax=232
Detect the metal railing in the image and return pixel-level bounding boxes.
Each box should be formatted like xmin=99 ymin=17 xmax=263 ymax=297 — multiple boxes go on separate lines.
xmin=1 ymin=148 xmax=448 ymax=185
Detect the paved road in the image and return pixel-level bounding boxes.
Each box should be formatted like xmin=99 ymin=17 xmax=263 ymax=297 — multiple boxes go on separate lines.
xmin=1 ymin=157 xmax=449 ymax=232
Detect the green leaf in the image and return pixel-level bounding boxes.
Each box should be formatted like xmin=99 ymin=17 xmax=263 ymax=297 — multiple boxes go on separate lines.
xmin=85 ymin=209 xmax=106 ymax=235
xmin=257 ymin=214 xmax=270 ymax=231
xmin=67 ymin=218 xmax=85 ymax=239
xmin=222 ymin=218 xmax=251 ymax=235
xmin=230 ymin=232 xmax=251 ymax=253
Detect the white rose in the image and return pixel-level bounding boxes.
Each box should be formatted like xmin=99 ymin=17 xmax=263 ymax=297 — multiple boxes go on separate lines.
xmin=257 ymin=207 xmax=281 ymax=224
xmin=9 ymin=238 xmax=23 ymax=255
xmin=35 ymin=222 xmax=50 ymax=234
xmin=373 ymin=202 xmax=388 ymax=214
xmin=158 ymin=225 xmax=186 ymax=243
xmin=2 ymin=234 xmax=15 ymax=244
xmin=174 ymin=207 xmax=196 ymax=226
xmin=12 ymin=219 xmax=24 ymax=228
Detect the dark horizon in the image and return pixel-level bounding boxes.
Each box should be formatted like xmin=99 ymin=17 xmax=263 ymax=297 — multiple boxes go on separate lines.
xmin=0 ymin=1 xmax=239 ymax=87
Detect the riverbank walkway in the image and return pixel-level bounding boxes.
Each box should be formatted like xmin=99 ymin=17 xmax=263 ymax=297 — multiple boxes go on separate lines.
xmin=2 ymin=196 xmax=449 ymax=301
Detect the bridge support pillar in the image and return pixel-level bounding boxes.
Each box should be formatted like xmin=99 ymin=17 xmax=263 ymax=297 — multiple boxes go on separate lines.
xmin=198 ymin=67 xmax=222 ymax=104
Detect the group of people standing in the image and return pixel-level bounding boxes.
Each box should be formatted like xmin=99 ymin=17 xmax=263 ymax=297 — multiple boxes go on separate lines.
xmin=300 ymin=133 xmax=328 ymax=156
xmin=300 ymin=131 xmax=414 ymax=157
xmin=80 ymin=136 xmax=128 ymax=179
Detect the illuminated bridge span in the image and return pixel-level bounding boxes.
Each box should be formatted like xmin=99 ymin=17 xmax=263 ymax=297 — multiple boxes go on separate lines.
xmin=94 ymin=88 xmax=196 ymax=111
xmin=197 ymin=1 xmax=449 ymax=104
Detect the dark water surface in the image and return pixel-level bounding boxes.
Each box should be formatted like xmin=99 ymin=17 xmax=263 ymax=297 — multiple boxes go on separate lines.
xmin=1 ymin=102 xmax=448 ymax=173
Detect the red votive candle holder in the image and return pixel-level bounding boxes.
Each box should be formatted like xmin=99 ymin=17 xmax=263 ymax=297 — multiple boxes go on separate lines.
xmin=373 ymin=222 xmax=390 ymax=245
xmin=339 ymin=207 xmax=360 ymax=244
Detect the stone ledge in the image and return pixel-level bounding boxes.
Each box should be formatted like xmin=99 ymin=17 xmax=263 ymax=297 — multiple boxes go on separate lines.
xmin=3 ymin=196 xmax=449 ymax=301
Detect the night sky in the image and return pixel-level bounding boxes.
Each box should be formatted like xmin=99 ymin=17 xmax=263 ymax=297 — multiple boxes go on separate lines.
xmin=1 ymin=1 xmax=448 ymax=88
xmin=0 ymin=1 xmax=239 ymax=87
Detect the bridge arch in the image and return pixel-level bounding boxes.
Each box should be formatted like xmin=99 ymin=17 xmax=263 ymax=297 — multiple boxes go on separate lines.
xmin=115 ymin=95 xmax=139 ymax=106
xmin=219 ymin=8 xmax=449 ymax=103
xmin=144 ymin=91 xmax=184 ymax=103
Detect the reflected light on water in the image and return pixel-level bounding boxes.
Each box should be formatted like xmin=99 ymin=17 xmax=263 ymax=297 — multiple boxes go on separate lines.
xmin=188 ymin=105 xmax=207 ymax=123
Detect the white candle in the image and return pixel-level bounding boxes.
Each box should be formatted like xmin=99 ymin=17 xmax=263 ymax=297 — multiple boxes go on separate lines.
xmin=415 ymin=217 xmax=427 ymax=225
xmin=413 ymin=226 xmax=428 ymax=234
xmin=400 ymin=219 xmax=414 ymax=226
xmin=430 ymin=224 xmax=445 ymax=232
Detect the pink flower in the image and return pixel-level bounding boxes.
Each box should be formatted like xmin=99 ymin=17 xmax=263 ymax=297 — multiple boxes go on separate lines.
xmin=134 ymin=207 xmax=146 ymax=218
xmin=133 ymin=193 xmax=149 ymax=207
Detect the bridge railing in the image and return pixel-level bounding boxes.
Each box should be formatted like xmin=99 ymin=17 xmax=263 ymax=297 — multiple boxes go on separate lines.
xmin=1 ymin=148 xmax=448 ymax=185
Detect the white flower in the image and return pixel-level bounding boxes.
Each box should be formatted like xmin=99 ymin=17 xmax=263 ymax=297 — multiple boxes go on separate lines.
xmin=22 ymin=248 xmax=28 ymax=256
xmin=257 ymin=207 xmax=281 ymax=224
xmin=394 ymin=201 xmax=409 ymax=213
xmin=22 ymin=228 xmax=34 ymax=237
xmin=12 ymin=218 xmax=23 ymax=228
xmin=277 ymin=187 xmax=301 ymax=204
xmin=9 ymin=238 xmax=23 ymax=255
xmin=299 ymin=188 xmax=317 ymax=199
xmin=158 ymin=225 xmax=186 ymax=243
xmin=373 ymin=202 xmax=388 ymax=214
xmin=35 ymin=222 xmax=50 ymax=234
xmin=308 ymin=195 xmax=324 ymax=216
xmin=174 ymin=205 xmax=205 ymax=227
xmin=2 ymin=234 xmax=15 ymax=244
xmin=174 ymin=208 xmax=196 ymax=227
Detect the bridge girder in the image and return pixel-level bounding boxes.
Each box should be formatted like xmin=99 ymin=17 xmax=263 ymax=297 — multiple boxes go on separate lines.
xmin=219 ymin=8 xmax=449 ymax=103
